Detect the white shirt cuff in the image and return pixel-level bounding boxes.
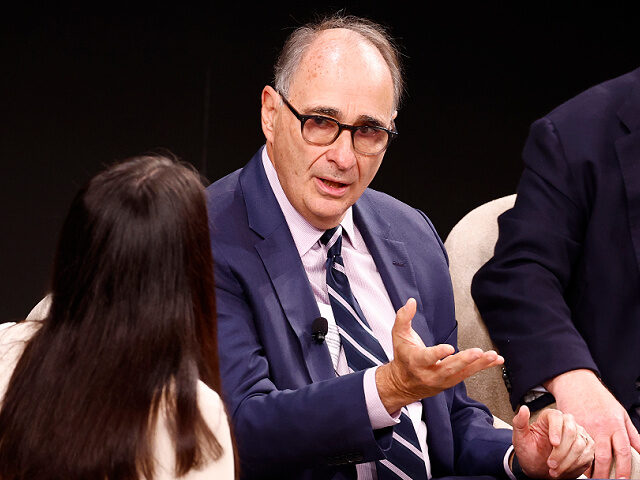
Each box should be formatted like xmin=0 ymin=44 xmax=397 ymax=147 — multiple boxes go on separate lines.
xmin=363 ymin=366 xmax=400 ymax=430
xmin=504 ymin=445 xmax=517 ymax=480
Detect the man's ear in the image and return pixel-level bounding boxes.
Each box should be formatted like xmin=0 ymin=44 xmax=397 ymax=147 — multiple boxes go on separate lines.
xmin=261 ymin=86 xmax=279 ymax=143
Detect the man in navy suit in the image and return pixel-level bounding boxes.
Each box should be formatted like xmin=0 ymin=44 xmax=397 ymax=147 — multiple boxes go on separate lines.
xmin=206 ymin=14 xmax=593 ymax=479
xmin=472 ymin=68 xmax=640 ymax=479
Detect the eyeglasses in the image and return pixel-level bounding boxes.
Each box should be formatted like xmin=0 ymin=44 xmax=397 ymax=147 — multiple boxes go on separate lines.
xmin=278 ymin=93 xmax=398 ymax=156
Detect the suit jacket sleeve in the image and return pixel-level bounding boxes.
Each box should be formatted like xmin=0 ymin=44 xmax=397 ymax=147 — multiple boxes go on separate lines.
xmin=471 ymin=117 xmax=599 ymax=407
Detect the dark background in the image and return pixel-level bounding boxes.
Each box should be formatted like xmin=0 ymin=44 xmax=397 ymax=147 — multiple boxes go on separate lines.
xmin=2 ymin=3 xmax=637 ymax=321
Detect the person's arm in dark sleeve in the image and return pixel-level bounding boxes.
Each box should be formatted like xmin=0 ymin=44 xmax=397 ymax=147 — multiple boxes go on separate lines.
xmin=471 ymin=116 xmax=597 ymax=408
xmin=472 ymin=117 xmax=640 ymax=479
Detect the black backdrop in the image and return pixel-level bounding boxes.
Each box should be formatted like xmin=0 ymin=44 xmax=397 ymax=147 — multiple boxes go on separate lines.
xmin=2 ymin=3 xmax=637 ymax=321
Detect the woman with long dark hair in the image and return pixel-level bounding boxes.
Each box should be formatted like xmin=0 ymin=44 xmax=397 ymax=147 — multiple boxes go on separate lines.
xmin=0 ymin=154 xmax=234 ymax=479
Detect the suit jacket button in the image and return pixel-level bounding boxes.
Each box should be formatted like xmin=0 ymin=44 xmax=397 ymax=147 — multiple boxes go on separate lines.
xmin=502 ymin=366 xmax=512 ymax=393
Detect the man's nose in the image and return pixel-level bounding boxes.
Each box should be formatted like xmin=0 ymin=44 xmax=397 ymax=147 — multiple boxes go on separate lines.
xmin=328 ymin=129 xmax=357 ymax=169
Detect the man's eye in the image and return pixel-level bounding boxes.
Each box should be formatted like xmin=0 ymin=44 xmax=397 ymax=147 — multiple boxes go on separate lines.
xmin=309 ymin=117 xmax=334 ymax=129
xmin=357 ymin=126 xmax=382 ymax=137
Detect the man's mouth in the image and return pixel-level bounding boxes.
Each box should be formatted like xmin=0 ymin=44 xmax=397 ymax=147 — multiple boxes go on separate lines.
xmin=321 ymin=178 xmax=347 ymax=188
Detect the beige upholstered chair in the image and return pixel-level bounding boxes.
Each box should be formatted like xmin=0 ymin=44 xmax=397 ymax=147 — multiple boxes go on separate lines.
xmin=445 ymin=194 xmax=640 ymax=477
xmin=444 ymin=194 xmax=517 ymax=424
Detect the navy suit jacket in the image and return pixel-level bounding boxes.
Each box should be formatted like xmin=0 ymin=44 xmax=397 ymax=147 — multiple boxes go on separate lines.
xmin=472 ymin=67 xmax=640 ymax=413
xmin=206 ymin=148 xmax=511 ymax=479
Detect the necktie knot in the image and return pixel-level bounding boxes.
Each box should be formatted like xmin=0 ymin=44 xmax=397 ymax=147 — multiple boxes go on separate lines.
xmin=320 ymin=226 xmax=342 ymax=258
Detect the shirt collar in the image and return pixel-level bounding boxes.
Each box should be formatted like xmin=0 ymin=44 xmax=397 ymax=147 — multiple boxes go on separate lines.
xmin=261 ymin=146 xmax=356 ymax=256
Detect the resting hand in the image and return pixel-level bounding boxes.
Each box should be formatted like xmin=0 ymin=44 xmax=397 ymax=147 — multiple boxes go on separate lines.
xmin=376 ymin=298 xmax=504 ymax=413
xmin=513 ymin=405 xmax=594 ymax=478
xmin=544 ymin=369 xmax=640 ymax=479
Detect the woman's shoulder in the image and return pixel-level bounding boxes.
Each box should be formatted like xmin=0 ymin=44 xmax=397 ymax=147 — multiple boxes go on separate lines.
xmin=196 ymin=380 xmax=230 ymax=433
xmin=153 ymin=381 xmax=234 ymax=480
xmin=0 ymin=321 xmax=41 ymax=358
xmin=196 ymin=381 xmax=234 ymax=478
xmin=0 ymin=321 xmax=42 ymax=397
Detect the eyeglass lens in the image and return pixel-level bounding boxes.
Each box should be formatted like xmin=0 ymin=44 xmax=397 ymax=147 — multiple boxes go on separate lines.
xmin=302 ymin=117 xmax=389 ymax=155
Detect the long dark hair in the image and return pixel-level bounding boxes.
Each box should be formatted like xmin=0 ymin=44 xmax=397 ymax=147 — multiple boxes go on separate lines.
xmin=0 ymin=154 xmax=223 ymax=479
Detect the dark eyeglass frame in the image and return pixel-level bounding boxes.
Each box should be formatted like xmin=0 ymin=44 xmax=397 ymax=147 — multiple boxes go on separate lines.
xmin=278 ymin=92 xmax=398 ymax=156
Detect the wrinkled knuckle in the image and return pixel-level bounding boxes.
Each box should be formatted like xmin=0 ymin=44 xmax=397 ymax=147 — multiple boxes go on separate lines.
xmin=617 ymin=445 xmax=632 ymax=457
xmin=434 ymin=371 xmax=447 ymax=384
xmin=406 ymin=356 xmax=418 ymax=371
xmin=420 ymin=371 xmax=436 ymax=387
xmin=442 ymin=365 xmax=455 ymax=377
xmin=550 ymin=409 xmax=563 ymax=422
xmin=610 ymin=414 xmax=625 ymax=426
xmin=594 ymin=452 xmax=612 ymax=463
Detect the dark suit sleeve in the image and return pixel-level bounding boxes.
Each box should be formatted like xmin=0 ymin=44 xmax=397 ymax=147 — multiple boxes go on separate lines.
xmin=212 ymin=243 xmax=392 ymax=476
xmin=471 ymin=117 xmax=599 ymax=408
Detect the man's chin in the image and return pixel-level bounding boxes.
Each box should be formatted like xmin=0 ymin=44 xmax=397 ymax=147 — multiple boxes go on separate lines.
xmin=304 ymin=202 xmax=352 ymax=230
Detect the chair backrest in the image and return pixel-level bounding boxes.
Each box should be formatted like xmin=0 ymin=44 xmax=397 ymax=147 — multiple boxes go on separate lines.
xmin=444 ymin=196 xmax=640 ymax=478
xmin=444 ymin=194 xmax=516 ymax=424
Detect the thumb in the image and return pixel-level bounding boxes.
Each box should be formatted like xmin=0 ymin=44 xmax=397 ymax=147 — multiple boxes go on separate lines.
xmin=512 ymin=405 xmax=531 ymax=444
xmin=393 ymin=298 xmax=417 ymax=334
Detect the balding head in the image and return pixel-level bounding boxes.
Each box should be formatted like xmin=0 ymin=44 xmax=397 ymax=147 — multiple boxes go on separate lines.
xmin=287 ymin=28 xmax=395 ymax=112
xmin=274 ymin=14 xmax=404 ymax=110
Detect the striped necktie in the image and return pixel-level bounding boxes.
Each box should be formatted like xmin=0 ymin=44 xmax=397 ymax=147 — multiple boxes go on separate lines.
xmin=320 ymin=226 xmax=428 ymax=480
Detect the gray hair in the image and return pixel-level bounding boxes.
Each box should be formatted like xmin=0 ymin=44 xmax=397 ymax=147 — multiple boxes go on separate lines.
xmin=274 ymin=14 xmax=405 ymax=109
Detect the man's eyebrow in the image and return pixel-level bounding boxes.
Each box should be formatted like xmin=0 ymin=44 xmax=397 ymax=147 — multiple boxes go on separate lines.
xmin=306 ymin=106 xmax=387 ymax=128
xmin=356 ymin=115 xmax=385 ymax=128
xmin=308 ymin=106 xmax=340 ymax=117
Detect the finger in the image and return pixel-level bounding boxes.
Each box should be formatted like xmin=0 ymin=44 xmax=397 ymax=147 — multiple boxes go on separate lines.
xmin=585 ymin=462 xmax=594 ymax=479
xmin=435 ymin=347 xmax=482 ymax=366
xmin=548 ymin=413 xmax=577 ymax=472
xmin=436 ymin=348 xmax=501 ymax=368
xmin=457 ymin=350 xmax=504 ymax=370
xmin=565 ymin=431 xmax=595 ymax=479
xmin=512 ymin=405 xmax=531 ymax=446
xmin=551 ymin=425 xmax=589 ymax=477
xmin=393 ymin=298 xmax=417 ymax=335
xmin=583 ymin=434 xmax=596 ymax=476
xmin=422 ymin=343 xmax=456 ymax=366
xmin=612 ymin=429 xmax=632 ymax=479
xmin=624 ymin=412 xmax=640 ymax=453
xmin=592 ymin=435 xmax=613 ymax=479
xmin=448 ymin=351 xmax=504 ymax=381
xmin=431 ymin=349 xmax=498 ymax=383
xmin=546 ymin=409 xmax=565 ymax=447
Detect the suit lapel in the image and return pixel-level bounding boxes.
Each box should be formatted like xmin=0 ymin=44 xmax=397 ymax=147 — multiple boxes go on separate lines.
xmin=353 ymin=195 xmax=434 ymax=348
xmin=616 ymin=76 xmax=640 ymax=277
xmin=354 ymin=194 xmax=453 ymax=475
xmin=240 ymin=150 xmax=334 ymax=383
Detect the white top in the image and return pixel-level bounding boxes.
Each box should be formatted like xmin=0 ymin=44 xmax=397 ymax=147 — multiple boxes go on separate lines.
xmin=0 ymin=321 xmax=234 ymax=480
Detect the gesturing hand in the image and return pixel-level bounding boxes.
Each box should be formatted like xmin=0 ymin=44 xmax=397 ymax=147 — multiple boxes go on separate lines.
xmin=512 ymin=406 xmax=594 ymax=479
xmin=376 ymin=298 xmax=504 ymax=414
xmin=544 ymin=369 xmax=640 ymax=479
